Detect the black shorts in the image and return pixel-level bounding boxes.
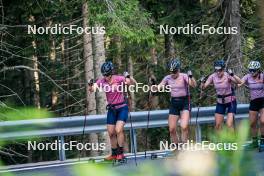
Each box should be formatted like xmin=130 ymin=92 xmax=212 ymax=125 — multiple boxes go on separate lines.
xmin=215 ymin=100 xmax=237 ymax=115
xmin=169 ymin=96 xmax=190 ymax=116
xmin=107 ymin=105 xmax=128 ymax=125
xmin=249 ymin=97 xmax=264 ymax=112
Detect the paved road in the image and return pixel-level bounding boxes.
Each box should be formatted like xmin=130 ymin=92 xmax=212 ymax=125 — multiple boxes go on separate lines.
xmin=1 ymin=151 xmax=263 ymax=176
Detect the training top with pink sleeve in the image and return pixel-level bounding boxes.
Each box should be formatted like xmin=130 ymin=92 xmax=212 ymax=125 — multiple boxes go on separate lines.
xmin=206 ymin=72 xmax=235 ymax=104
xmin=96 ymin=75 xmax=126 ymax=108
xmin=242 ymin=73 xmax=264 ymax=100
xmin=160 ymin=73 xmax=189 ymax=98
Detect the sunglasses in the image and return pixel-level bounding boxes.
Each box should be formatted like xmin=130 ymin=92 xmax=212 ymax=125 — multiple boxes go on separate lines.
xmin=215 ymin=68 xmax=223 ymax=72
xmin=103 ymin=73 xmax=111 ymax=77
xmin=249 ymin=69 xmax=258 ymax=74
xmin=170 ymin=69 xmax=179 ymax=74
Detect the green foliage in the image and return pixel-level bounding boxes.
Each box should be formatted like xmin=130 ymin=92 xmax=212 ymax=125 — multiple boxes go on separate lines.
xmin=73 ymin=164 xmax=119 ymax=176
xmin=241 ymin=0 xmax=257 ymax=15
xmin=209 ymin=121 xmax=256 ymax=176
xmin=0 ymin=0 xmax=263 ymax=167
xmin=0 ymin=107 xmax=53 ymax=121
xmin=89 ymin=0 xmax=155 ymax=43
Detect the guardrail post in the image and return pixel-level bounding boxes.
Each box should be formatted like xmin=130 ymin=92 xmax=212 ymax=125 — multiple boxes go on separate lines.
xmin=195 ymin=124 xmax=202 ymax=142
xmin=130 ymin=129 xmax=137 ymax=153
xmin=58 ymin=136 xmax=66 ymax=161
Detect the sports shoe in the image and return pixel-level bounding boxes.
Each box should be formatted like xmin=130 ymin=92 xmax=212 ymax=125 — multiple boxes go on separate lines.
xmin=260 ymin=138 xmax=264 ymax=146
xmin=116 ymin=153 xmax=125 ymax=160
xmin=244 ymin=139 xmax=258 ymax=150
xmin=104 ymin=155 xmax=117 ymax=161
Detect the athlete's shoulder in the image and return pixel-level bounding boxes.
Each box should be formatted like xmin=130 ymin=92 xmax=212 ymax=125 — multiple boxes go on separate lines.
xmin=208 ymin=73 xmax=216 ymax=79
xmin=165 ymin=74 xmax=173 ymax=80
xmin=161 ymin=75 xmax=171 ymax=83
xmin=180 ymin=73 xmax=188 ymax=77
xmin=113 ymin=75 xmax=125 ymax=82
xmin=206 ymin=73 xmax=215 ymax=83
xmin=96 ymin=78 xmax=105 ymax=84
xmin=242 ymin=73 xmax=250 ymax=80
xmin=223 ymin=72 xmax=229 ymax=76
xmin=179 ymin=73 xmax=188 ymax=81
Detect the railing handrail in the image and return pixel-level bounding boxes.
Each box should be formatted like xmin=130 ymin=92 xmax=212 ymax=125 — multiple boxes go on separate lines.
xmin=0 ymin=104 xmax=249 ymax=140
xmin=0 ymin=104 xmax=250 ymax=161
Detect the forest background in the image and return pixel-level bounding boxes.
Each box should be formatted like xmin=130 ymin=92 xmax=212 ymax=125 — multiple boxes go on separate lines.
xmin=0 ymin=0 xmax=263 ymax=165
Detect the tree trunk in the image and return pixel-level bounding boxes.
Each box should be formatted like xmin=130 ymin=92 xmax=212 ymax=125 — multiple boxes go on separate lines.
xmin=50 ymin=39 xmax=58 ymax=111
xmin=32 ymin=41 xmax=40 ymax=109
xmin=257 ymin=0 xmax=264 ymax=54
xmin=112 ymin=35 xmax=122 ymax=72
xmin=82 ymin=1 xmax=98 ymax=157
xmin=92 ymin=24 xmax=110 ymax=156
xmin=61 ymin=37 xmax=70 ymax=116
xmin=127 ymin=56 xmax=135 ymax=111
xmin=149 ymin=48 xmax=159 ymax=109
xmin=164 ymin=34 xmax=175 ymax=60
xmin=224 ymin=0 xmax=247 ymax=103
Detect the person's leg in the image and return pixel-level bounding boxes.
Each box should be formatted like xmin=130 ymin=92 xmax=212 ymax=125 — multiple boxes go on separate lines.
xmin=260 ymin=108 xmax=264 ymax=145
xmin=115 ymin=121 xmax=126 ymax=152
xmin=105 ymin=109 xmax=118 ymax=160
xmin=215 ymin=113 xmax=224 ymax=131
xmin=105 ymin=125 xmax=119 ymax=160
xmin=168 ymin=115 xmax=179 ymax=144
xmin=215 ymin=103 xmax=225 ymax=131
xmin=107 ymin=124 xmax=118 ymax=151
xmin=226 ymin=113 xmax=234 ymax=132
xmin=115 ymin=105 xmax=129 ymax=158
xmin=180 ymin=110 xmax=190 ymax=143
xmin=249 ymin=111 xmax=258 ymax=138
xmin=226 ymin=101 xmax=237 ymax=132
xmin=248 ymin=99 xmax=260 ymax=147
xmin=168 ymin=98 xmax=180 ymax=144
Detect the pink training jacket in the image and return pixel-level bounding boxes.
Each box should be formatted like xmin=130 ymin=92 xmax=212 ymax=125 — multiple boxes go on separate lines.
xmin=160 ymin=73 xmax=189 ymax=98
xmin=207 ymin=72 xmax=235 ymax=104
xmin=242 ymin=73 xmax=264 ymax=100
xmin=96 ymin=75 xmax=126 ymax=109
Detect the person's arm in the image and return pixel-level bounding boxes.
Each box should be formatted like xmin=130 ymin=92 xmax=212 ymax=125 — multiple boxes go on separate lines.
xmin=156 ymin=77 xmax=168 ymax=91
xmin=123 ymin=72 xmax=137 ymax=85
xmin=201 ymin=75 xmax=212 ymax=90
xmin=237 ymin=80 xmax=246 ymax=87
xmin=227 ymin=69 xmax=242 ymax=84
xmin=187 ymin=71 xmax=197 ymax=88
xmin=88 ymin=79 xmax=96 ymax=92
xmin=237 ymin=75 xmax=247 ymax=87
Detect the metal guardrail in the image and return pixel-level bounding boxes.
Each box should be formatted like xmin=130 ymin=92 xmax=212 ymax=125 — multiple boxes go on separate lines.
xmin=0 ymin=104 xmax=249 ymax=161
